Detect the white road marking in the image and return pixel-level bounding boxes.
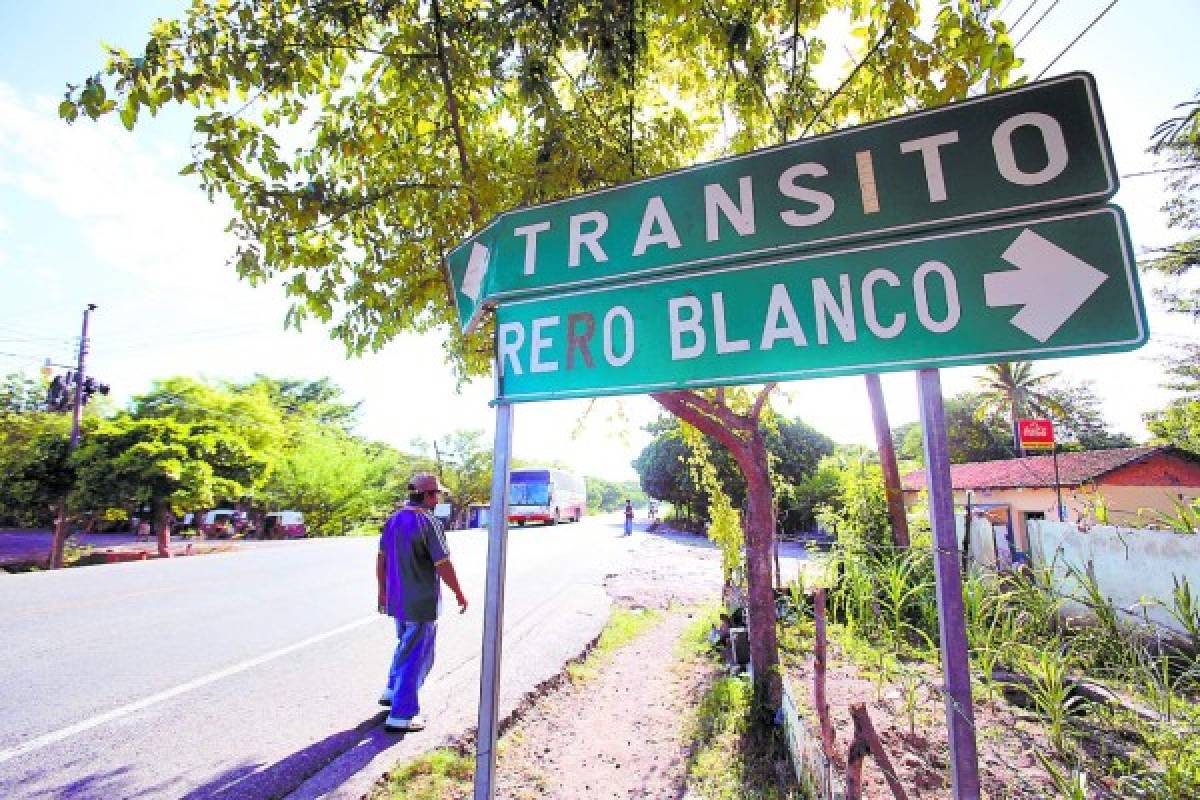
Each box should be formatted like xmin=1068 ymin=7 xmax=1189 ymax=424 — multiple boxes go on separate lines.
xmin=0 ymin=615 xmax=381 ymax=765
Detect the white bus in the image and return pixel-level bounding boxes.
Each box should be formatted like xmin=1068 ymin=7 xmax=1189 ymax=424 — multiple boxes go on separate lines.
xmin=508 ymin=468 xmax=587 ymax=525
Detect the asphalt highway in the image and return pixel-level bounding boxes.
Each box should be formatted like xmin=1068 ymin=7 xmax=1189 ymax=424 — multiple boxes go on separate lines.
xmin=0 ymin=515 xmax=637 ymax=799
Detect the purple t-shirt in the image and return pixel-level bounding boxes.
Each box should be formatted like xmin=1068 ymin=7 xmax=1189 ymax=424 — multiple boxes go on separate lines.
xmin=379 ymin=503 xmax=450 ymax=622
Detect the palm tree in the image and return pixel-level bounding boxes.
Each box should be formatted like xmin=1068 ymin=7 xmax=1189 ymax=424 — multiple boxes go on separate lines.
xmin=976 ymin=362 xmax=1065 ymax=455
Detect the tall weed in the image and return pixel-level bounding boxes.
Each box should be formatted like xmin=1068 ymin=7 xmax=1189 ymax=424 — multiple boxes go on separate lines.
xmin=1022 ymin=645 xmax=1082 ymax=758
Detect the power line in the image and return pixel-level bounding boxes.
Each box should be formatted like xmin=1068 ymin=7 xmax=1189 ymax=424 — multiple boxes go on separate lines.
xmin=1122 ymin=165 xmax=1198 ymax=178
xmin=1036 ymin=0 xmax=1120 ymax=80
xmin=96 ymin=324 xmax=281 ymax=355
xmin=1014 ymin=0 xmax=1061 ymax=47
xmin=799 ymin=20 xmax=897 ymax=139
xmin=1007 ymin=0 xmax=1043 ymax=35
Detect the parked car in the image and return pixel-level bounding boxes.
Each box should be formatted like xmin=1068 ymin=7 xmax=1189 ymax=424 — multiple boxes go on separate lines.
xmin=263 ymin=511 xmax=307 ymax=539
xmin=199 ymin=509 xmax=249 ymax=538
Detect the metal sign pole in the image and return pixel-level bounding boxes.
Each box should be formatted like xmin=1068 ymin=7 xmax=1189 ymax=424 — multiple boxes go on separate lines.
xmin=473 ymin=399 xmax=514 ymax=800
xmin=916 ymin=368 xmax=981 ymax=799
xmin=1052 ymin=444 xmax=1065 ymax=521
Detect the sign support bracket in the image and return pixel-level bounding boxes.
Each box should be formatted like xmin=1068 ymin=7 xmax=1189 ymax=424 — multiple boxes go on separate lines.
xmin=473 ymin=396 xmax=514 ymax=800
xmin=916 ymin=368 xmax=982 ymax=799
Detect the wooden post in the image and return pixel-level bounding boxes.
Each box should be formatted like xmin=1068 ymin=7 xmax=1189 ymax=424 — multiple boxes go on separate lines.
xmin=844 ymin=722 xmax=869 ymax=800
xmin=850 ymin=703 xmax=910 ymax=800
xmin=813 ymin=588 xmax=836 ymax=760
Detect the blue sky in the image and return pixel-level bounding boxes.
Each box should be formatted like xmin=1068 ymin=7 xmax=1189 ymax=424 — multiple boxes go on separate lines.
xmin=1 ymin=1 xmax=1198 ymax=479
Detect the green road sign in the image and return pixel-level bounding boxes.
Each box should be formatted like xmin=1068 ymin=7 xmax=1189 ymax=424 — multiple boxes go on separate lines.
xmin=451 ymin=73 xmax=1117 ymax=333
xmin=494 ymin=206 xmax=1146 ymax=403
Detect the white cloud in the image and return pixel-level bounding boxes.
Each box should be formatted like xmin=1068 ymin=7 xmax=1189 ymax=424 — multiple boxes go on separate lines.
xmin=0 ymin=82 xmax=649 ymax=478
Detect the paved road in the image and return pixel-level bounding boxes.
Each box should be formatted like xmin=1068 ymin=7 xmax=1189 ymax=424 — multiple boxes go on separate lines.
xmin=0 ymin=530 xmax=300 ymax=567
xmin=0 ymin=516 xmax=641 ymax=799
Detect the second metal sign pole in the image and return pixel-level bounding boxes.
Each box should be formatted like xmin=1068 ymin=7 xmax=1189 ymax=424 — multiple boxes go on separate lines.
xmin=916 ymin=368 xmax=981 ymax=799
xmin=473 ymin=400 xmax=514 ymax=800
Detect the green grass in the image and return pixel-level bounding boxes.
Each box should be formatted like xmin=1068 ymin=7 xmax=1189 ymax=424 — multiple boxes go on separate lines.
xmin=792 ymin=555 xmax=836 ymax=589
xmin=676 ymin=605 xmax=722 ymax=660
xmin=678 ymin=603 xmax=799 ymax=799
xmin=377 ymin=748 xmax=473 ymax=800
xmin=686 ymin=675 xmax=800 ymax=800
xmin=567 ymin=606 xmax=661 ymax=682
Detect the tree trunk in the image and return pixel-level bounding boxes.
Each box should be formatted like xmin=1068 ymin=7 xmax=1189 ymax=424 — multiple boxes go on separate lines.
xmin=864 ymin=373 xmax=909 ymax=548
xmin=1009 ymin=391 xmax=1022 ymax=456
xmin=651 ymin=387 xmax=782 ymax=710
xmin=154 ymin=499 xmax=172 ymax=558
xmin=733 ymin=431 xmax=782 ymax=709
xmin=49 ymin=498 xmax=69 ymax=569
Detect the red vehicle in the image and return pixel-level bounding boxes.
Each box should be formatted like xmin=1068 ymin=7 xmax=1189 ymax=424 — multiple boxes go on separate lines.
xmin=199 ymin=509 xmax=249 ymax=538
xmin=263 ymin=511 xmax=307 ymax=538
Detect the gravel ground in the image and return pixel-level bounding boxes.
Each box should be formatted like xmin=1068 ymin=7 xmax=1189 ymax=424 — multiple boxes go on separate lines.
xmin=493 ymin=609 xmax=716 ymax=800
xmin=486 ymin=527 xmax=726 ymax=798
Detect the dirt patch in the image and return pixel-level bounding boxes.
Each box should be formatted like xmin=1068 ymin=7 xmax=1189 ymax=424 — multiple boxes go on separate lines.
xmin=604 ymin=528 xmax=723 ymax=609
xmin=493 ymin=609 xmax=715 ymax=799
xmin=487 ymin=531 xmax=728 ymax=798
xmin=788 ymin=652 xmax=1058 ymax=799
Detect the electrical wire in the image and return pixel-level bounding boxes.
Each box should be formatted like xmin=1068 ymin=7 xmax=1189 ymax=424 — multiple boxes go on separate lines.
xmin=1121 ymin=165 xmax=1198 ymax=179
xmin=1035 ymin=0 xmax=1120 ymax=80
xmin=96 ymin=324 xmax=282 ymax=355
xmin=798 ymin=20 xmax=897 ymax=139
xmin=1007 ymin=0 xmax=1043 ymax=35
xmin=1014 ymin=0 xmax=1061 ymax=47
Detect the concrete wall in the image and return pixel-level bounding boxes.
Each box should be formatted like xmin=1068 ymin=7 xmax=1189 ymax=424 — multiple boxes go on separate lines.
xmin=906 ymin=482 xmax=1200 ymax=556
xmin=954 ymin=515 xmax=1002 ymax=567
xmin=1026 ymin=521 xmax=1200 ymax=635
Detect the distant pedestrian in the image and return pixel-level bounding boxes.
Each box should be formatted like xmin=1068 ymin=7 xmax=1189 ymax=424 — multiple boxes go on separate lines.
xmin=624 ymin=499 xmax=634 ymax=536
xmin=377 ymin=472 xmax=468 ymax=733
xmin=136 ymin=519 xmax=151 ymax=542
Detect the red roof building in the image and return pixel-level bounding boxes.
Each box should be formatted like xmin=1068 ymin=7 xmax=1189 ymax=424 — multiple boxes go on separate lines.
xmin=901 ymin=446 xmax=1200 ymax=552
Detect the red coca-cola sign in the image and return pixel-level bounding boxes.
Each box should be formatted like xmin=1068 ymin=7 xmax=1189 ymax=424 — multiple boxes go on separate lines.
xmin=1018 ymin=418 xmax=1055 ymax=450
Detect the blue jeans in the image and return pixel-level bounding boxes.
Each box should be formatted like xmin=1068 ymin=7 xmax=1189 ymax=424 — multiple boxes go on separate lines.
xmin=624 ymin=517 xmax=633 ymax=536
xmin=387 ymin=619 xmax=437 ymax=719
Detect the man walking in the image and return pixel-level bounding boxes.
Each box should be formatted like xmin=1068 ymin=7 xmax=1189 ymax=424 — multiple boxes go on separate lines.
xmin=624 ymin=499 xmax=634 ymax=536
xmin=377 ymin=472 xmax=468 ymax=733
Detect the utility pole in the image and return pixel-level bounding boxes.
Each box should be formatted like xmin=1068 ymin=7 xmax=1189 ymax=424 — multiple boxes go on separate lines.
xmin=69 ymin=304 xmax=96 ymax=448
xmin=865 ymin=373 xmax=910 ymax=548
xmin=49 ymin=304 xmax=96 ymax=569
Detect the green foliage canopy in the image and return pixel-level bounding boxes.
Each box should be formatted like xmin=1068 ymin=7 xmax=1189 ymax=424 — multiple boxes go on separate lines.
xmin=0 ymin=403 xmax=72 ymax=528
xmin=62 ymin=0 xmax=1019 ymax=373
xmin=585 ymin=475 xmax=646 ymax=513
xmin=1144 ymin=91 xmax=1200 ymax=317
xmin=632 ymin=411 xmax=833 ymax=525
xmin=1147 ymin=344 xmax=1200 ymax=455
xmin=895 ymin=381 xmax=1134 ymax=467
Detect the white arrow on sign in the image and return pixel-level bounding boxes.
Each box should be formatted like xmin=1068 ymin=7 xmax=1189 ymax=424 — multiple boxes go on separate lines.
xmin=984 ymin=229 xmax=1108 ymax=343
xmin=461 ymin=242 xmax=490 ymax=302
